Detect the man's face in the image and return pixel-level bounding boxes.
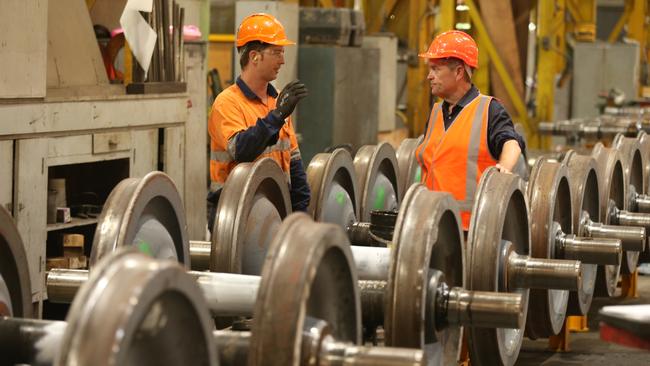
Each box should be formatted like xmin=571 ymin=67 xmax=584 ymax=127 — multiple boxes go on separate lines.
xmin=252 ymin=45 xmax=285 ymax=82
xmin=427 ymin=59 xmax=463 ymax=98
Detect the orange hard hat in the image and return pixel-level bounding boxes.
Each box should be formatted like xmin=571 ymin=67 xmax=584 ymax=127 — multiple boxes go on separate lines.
xmin=236 ymin=13 xmax=295 ymax=47
xmin=419 ymin=30 xmax=478 ymax=68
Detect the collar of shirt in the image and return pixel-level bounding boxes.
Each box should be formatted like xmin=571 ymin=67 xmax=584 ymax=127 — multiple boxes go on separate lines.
xmin=236 ymin=76 xmax=279 ymax=102
xmin=441 ymin=84 xmax=479 ymax=114
xmin=439 ymin=84 xmax=480 ymax=130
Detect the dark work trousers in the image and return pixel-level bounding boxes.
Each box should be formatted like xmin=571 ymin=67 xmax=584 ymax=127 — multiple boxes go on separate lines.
xmin=206 ymin=189 xmax=222 ymax=237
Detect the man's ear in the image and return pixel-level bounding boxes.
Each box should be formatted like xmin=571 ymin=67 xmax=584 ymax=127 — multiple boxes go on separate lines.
xmin=457 ymin=65 xmax=465 ymax=81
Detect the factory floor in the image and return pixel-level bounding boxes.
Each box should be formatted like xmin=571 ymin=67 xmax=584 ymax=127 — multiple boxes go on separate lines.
xmin=516 ymin=273 xmax=650 ymax=365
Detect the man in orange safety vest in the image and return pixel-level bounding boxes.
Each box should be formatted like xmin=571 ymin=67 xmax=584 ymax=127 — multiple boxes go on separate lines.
xmin=207 ymin=13 xmax=310 ymax=232
xmin=415 ymin=31 xmax=526 ymax=230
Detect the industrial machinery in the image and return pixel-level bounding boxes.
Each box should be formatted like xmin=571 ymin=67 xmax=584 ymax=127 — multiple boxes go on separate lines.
xmin=4 ymin=204 xmax=427 ymax=366
xmin=4 ymin=128 xmax=650 ymax=365
xmin=4 ymin=164 xmax=526 ymax=365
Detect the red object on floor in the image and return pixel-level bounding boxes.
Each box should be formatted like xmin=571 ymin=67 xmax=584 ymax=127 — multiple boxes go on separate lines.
xmin=599 ymin=322 xmax=650 ymax=351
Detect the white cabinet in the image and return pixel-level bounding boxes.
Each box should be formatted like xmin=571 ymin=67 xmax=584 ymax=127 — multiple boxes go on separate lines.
xmin=0 ymin=140 xmax=13 ymax=211
xmin=14 ymin=138 xmax=48 ymax=301
xmin=1 ymin=95 xmax=189 ymax=307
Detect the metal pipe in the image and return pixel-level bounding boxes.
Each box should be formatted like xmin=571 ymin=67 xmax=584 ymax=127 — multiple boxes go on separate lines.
xmin=177 ymin=8 xmax=185 ymax=81
xmin=46 ymin=269 xmax=88 ymax=303
xmin=350 ymin=246 xmax=391 ymax=281
xmin=172 ymin=1 xmax=178 ymax=81
xmin=537 ymin=122 xmax=557 ymax=133
xmin=300 ymin=316 xmax=424 ymax=365
xmin=347 ymin=222 xmax=375 ymax=246
xmin=190 ymin=240 xmax=211 ymax=271
xmin=188 ymin=271 xmax=259 ymax=317
xmin=358 ymin=280 xmax=386 ymax=329
xmin=507 ymin=253 xmax=582 ymax=291
xmin=162 ymin=0 xmax=171 ymax=81
xmin=156 ymin=0 xmax=165 ymax=81
xmin=347 ymin=222 xmax=391 ymax=247
xmin=634 ymin=194 xmax=650 ymax=213
xmin=556 ymin=233 xmax=622 ymax=265
xmin=213 ymin=330 xmax=250 ymax=366
xmin=613 ymin=210 xmax=650 ymax=251
xmin=320 ymin=335 xmax=423 ymax=366
xmin=47 ymin=269 xmax=260 ymax=317
xmin=48 ymin=255 xmax=523 ymax=333
xmin=585 ymin=220 xmax=646 ymax=252
xmin=0 ymin=317 xmax=66 ymax=366
xmin=359 ymin=277 xmax=524 ymax=331
xmin=444 ymin=288 xmax=523 ymax=329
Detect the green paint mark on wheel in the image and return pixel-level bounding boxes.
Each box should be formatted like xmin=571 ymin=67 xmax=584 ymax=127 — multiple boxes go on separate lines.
xmin=373 ymin=186 xmax=386 ymax=210
xmin=137 ymin=241 xmax=153 ymax=257
xmin=414 ymin=166 xmax=422 ymax=183
xmin=336 ymin=191 xmax=346 ymax=206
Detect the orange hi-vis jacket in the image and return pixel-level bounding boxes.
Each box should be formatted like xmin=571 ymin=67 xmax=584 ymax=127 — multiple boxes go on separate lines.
xmin=208 ymin=81 xmax=299 ymax=191
xmin=415 ymin=94 xmax=497 ymax=230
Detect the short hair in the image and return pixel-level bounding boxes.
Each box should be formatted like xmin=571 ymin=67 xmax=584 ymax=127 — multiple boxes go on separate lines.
xmin=237 ymin=41 xmax=271 ymax=69
xmin=443 ymin=57 xmax=472 ymax=82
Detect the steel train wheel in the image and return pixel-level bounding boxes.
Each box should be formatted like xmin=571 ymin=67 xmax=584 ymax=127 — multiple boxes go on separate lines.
xmin=211 ymin=158 xmax=291 ymax=275
xmin=0 ymin=206 xmax=32 ymax=318
xmin=385 ymin=184 xmax=465 ymax=364
xmin=395 ymin=137 xmax=423 ymax=202
xmin=562 ymin=151 xmax=602 ymax=313
xmin=306 ymin=148 xmax=359 ymax=230
xmin=466 ymin=168 xmax=530 ymax=366
xmin=59 ymin=250 xmax=217 ymax=366
xmin=591 ymin=143 xmax=625 ymax=295
xmin=90 ymin=171 xmax=189 ymax=268
xmin=613 ymin=134 xmax=646 ymax=273
xmin=249 ymin=213 xmax=360 ymax=365
xmin=525 ymin=159 xmax=572 ymax=337
xmin=353 ymin=142 xmax=400 ymax=221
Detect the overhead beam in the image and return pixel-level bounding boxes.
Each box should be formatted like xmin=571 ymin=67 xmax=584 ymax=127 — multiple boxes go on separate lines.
xmin=477 ymin=0 xmax=525 ymax=120
xmin=466 ymin=0 xmax=530 ymax=136
xmin=368 ymin=0 xmax=400 ymax=33
xmin=406 ymin=0 xmax=433 ymax=136
xmin=535 ymin=0 xmax=566 ymax=129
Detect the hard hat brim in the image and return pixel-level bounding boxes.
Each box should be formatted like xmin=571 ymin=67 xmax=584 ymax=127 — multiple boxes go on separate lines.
xmin=418 ymin=52 xmax=437 ymax=59
xmin=236 ymin=38 xmax=296 ymax=47
xmin=268 ymin=39 xmax=296 ymax=46
xmin=418 ymin=51 xmax=478 ymax=68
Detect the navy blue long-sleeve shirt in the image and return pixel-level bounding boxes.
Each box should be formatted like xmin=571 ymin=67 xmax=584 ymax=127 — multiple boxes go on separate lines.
xmin=229 ymin=77 xmax=310 ymax=212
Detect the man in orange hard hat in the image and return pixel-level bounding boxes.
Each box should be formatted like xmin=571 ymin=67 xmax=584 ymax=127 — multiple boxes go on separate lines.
xmin=414 ymin=30 xmax=526 ymax=230
xmin=207 ymin=13 xmax=310 ymax=232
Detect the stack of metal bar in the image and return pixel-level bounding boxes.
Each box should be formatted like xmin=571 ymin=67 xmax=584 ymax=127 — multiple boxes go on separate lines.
xmin=538 ymin=115 xmax=650 ymax=142
xmin=603 ymin=106 xmax=650 ymax=116
xmin=129 ymin=0 xmax=185 ymax=91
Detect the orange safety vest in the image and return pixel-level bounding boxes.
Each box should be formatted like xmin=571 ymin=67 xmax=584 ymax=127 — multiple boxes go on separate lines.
xmin=208 ymin=82 xmax=299 ymax=191
xmin=415 ymin=94 xmax=497 ymax=230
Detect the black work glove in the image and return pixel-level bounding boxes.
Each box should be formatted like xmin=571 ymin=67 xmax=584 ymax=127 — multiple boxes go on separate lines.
xmin=271 ymin=80 xmax=308 ymax=121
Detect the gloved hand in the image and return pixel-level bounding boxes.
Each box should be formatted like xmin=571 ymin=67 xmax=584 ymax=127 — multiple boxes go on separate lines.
xmin=272 ymin=80 xmax=308 ymax=121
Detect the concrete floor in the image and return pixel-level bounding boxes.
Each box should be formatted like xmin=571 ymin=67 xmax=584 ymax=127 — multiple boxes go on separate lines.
xmin=516 ymin=274 xmax=650 ymax=365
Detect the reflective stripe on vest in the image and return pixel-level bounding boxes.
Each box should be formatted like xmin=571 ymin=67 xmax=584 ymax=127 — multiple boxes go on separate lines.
xmin=210 ymin=138 xmax=292 ymax=163
xmin=415 ymin=94 xmax=496 ymax=229
xmin=458 ymin=96 xmax=488 ymax=211
xmin=416 ymin=104 xmax=441 ymax=184
xmin=210 ymin=181 xmax=224 ymax=192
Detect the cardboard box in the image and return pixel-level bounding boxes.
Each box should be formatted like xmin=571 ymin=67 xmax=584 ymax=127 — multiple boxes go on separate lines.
xmin=46 ymin=256 xmax=87 ymax=270
xmin=62 ymin=233 xmax=84 ymax=247
xmin=63 ymin=247 xmax=84 ymax=258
